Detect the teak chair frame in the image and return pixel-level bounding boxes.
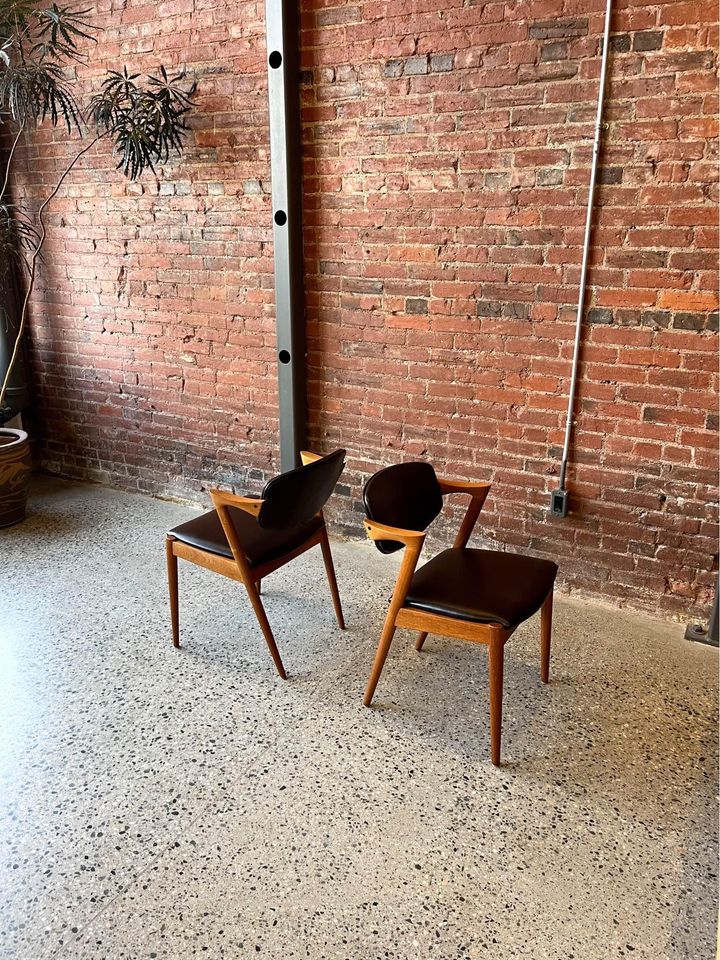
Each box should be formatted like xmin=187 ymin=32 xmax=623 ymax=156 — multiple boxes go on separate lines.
xmin=165 ymin=451 xmax=345 ymax=678
xmin=363 ymin=477 xmax=553 ymax=765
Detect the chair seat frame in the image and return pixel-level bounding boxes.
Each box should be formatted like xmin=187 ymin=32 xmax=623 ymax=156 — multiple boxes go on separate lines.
xmin=363 ymin=477 xmax=553 ymax=766
xmin=165 ymin=451 xmax=345 ymax=678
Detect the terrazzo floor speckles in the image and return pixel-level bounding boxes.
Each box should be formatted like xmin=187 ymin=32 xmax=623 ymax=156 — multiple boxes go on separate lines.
xmin=0 ymin=477 xmax=716 ymax=960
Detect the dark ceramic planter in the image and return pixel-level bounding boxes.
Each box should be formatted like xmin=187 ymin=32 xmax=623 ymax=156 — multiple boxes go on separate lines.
xmin=0 ymin=428 xmax=31 ymax=527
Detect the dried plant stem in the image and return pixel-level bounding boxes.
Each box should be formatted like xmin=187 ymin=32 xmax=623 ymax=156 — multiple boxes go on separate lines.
xmin=1 ymin=123 xmax=25 ymax=203
xmin=0 ymin=132 xmax=105 ymax=410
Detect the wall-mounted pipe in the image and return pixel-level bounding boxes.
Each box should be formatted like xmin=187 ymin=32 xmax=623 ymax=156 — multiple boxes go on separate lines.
xmin=550 ymin=0 xmax=613 ymax=518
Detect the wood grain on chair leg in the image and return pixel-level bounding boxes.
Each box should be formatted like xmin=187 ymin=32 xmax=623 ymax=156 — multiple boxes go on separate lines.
xmin=364 ymin=620 xmax=396 ymax=706
xmin=165 ymin=536 xmax=180 ymax=648
xmin=362 ymin=522 xmax=425 ymax=708
xmin=244 ymin=579 xmax=287 ymax=680
xmin=319 ymin=527 xmax=345 ymax=630
xmin=540 ymin=590 xmax=553 ymax=683
xmin=415 ymin=632 xmax=428 ymax=651
xmin=488 ymin=633 xmax=505 ymax=766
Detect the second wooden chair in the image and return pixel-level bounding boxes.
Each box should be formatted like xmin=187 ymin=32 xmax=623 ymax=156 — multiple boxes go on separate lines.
xmin=362 ymin=461 xmax=557 ymax=765
xmin=165 ymin=449 xmax=346 ymax=677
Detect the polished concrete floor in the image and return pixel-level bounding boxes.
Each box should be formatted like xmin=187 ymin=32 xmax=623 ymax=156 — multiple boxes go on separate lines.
xmin=0 ymin=477 xmax=717 ymax=960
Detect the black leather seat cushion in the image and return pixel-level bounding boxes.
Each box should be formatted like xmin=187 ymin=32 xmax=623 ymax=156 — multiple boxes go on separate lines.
xmin=405 ymin=548 xmax=557 ymax=629
xmin=169 ymin=508 xmax=323 ymax=568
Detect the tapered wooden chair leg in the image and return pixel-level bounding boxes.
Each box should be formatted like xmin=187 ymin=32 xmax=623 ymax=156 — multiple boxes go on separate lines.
xmin=165 ymin=536 xmax=180 ymax=648
xmin=244 ymin=580 xmax=287 ymax=679
xmin=540 ymin=590 xmax=553 ymax=683
xmin=415 ymin=632 xmax=428 ymax=651
xmin=257 ymin=579 xmax=262 ymax=595
xmin=319 ymin=527 xmax=345 ymax=629
xmin=488 ymin=634 xmax=505 ymax=766
xmin=364 ymin=620 xmax=396 ymax=706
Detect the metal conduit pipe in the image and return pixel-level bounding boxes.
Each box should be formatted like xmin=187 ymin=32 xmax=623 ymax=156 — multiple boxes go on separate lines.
xmin=550 ymin=0 xmax=614 ymax=518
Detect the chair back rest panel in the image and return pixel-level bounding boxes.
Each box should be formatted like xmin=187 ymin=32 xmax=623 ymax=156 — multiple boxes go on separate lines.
xmin=363 ymin=461 xmax=443 ymax=554
xmin=259 ymin=449 xmax=346 ymax=529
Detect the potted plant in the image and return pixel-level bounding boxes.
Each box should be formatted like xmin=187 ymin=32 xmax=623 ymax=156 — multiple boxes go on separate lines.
xmin=0 ymin=0 xmax=195 ymax=526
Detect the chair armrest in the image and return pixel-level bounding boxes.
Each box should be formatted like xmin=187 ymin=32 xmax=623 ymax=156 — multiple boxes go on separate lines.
xmin=437 ymin=477 xmax=492 ymax=498
xmin=300 ymin=450 xmax=322 ymax=465
xmin=436 ymin=477 xmax=491 ymax=549
xmin=364 ymin=518 xmax=426 ymax=549
xmin=209 ymin=489 xmax=264 ymax=518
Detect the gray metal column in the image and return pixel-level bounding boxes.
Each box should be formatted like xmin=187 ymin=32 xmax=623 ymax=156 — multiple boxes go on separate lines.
xmin=265 ymin=0 xmax=306 ymax=471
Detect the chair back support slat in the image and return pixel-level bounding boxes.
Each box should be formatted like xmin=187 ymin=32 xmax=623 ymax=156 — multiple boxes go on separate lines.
xmin=363 ymin=461 xmax=443 ymax=554
xmin=259 ymin=449 xmax=346 ymax=529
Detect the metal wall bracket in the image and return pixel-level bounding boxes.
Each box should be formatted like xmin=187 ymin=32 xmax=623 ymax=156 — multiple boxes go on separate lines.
xmin=265 ymin=0 xmax=306 ymax=471
xmin=549 ymin=488 xmax=569 ymax=518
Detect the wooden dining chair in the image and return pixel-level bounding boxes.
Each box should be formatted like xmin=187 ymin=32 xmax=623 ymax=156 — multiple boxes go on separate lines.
xmin=165 ymin=449 xmax=346 ymax=678
xmin=362 ymin=461 xmax=558 ymax=765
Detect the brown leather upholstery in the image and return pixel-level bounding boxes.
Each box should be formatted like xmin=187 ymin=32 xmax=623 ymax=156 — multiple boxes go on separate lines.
xmin=169 ymin=508 xmax=324 ymax=568
xmin=405 ymin=548 xmax=557 ymax=629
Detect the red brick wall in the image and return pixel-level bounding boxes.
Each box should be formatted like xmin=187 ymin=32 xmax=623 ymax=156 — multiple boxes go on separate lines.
xmin=15 ymin=0 xmax=719 ymax=618
xmin=21 ymin=0 xmax=279 ymax=494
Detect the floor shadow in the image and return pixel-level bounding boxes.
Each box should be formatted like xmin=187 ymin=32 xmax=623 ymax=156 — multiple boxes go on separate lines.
xmin=335 ymin=632 xmax=719 ymax=824
xmin=3 ymin=505 xmax=82 ymax=539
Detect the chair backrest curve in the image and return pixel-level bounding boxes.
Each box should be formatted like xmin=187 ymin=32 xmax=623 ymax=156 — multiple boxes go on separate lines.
xmin=363 ymin=461 xmax=443 ymax=554
xmin=259 ymin=449 xmax=346 ymax=530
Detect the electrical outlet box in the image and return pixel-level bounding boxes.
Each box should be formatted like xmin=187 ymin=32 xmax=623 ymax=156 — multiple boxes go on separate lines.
xmin=550 ymin=489 xmax=569 ymax=518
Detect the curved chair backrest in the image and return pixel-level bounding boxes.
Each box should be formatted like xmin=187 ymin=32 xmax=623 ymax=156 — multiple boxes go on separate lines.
xmin=363 ymin=461 xmax=443 ymax=554
xmin=259 ymin=449 xmax=346 ymax=530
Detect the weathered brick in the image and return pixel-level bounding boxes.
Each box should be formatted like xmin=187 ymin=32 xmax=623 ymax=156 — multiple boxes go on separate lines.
xmin=673 ymin=312 xmax=710 ymax=331
xmin=504 ymin=302 xmax=529 ymax=319
xmin=608 ymin=34 xmax=632 ymax=53
xmin=518 ymin=61 xmax=578 ymax=83
xmin=537 ymin=168 xmax=564 ymax=186
xmin=529 ymin=18 xmax=588 ymax=40
xmin=540 ymin=41 xmax=568 ymax=62
xmin=382 ymin=59 xmax=403 ymax=78
xmin=316 ymin=5 xmax=360 ymax=26
xmin=403 ymin=56 xmax=428 ymax=76
xmin=429 ymin=53 xmax=454 ymax=73
xmin=588 ymin=308 xmax=613 ymax=325
xmin=598 ymin=167 xmax=623 ymax=185
xmin=633 ymin=30 xmax=663 ymax=51
xmin=641 ymin=311 xmax=673 ymax=328
xmin=406 ymin=297 xmax=428 ymax=314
